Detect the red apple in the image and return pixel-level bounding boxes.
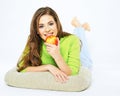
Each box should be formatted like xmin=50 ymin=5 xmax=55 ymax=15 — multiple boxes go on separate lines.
xmin=45 ymin=35 xmax=58 ymax=45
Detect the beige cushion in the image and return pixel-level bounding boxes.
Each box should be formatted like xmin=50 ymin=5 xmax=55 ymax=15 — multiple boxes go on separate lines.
xmin=4 ymin=66 xmax=91 ymax=92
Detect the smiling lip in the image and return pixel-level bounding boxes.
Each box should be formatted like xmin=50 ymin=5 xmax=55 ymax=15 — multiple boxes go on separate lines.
xmin=44 ymin=32 xmax=54 ymax=37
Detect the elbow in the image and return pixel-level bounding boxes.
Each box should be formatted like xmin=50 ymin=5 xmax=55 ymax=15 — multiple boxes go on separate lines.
xmin=67 ymin=68 xmax=79 ymax=76
xmin=65 ymin=69 xmax=72 ymax=76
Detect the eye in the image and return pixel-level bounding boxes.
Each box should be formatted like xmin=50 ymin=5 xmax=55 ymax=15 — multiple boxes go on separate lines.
xmin=39 ymin=25 xmax=44 ymax=28
xmin=49 ymin=22 xmax=54 ymax=26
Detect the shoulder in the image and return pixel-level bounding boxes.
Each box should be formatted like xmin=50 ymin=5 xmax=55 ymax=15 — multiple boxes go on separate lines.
xmin=60 ymin=34 xmax=80 ymax=42
xmin=60 ymin=34 xmax=81 ymax=46
xmin=68 ymin=34 xmax=80 ymax=40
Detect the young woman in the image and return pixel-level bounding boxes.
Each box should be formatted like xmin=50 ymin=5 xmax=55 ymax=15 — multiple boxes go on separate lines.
xmin=17 ymin=7 xmax=81 ymax=83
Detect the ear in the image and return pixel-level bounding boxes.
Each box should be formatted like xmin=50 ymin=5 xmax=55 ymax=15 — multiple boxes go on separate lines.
xmin=37 ymin=32 xmax=39 ymax=34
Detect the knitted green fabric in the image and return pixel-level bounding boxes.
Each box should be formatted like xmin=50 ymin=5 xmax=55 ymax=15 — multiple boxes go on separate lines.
xmin=18 ymin=35 xmax=81 ymax=75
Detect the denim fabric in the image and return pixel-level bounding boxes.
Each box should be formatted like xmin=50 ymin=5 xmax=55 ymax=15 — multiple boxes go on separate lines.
xmin=73 ymin=28 xmax=92 ymax=69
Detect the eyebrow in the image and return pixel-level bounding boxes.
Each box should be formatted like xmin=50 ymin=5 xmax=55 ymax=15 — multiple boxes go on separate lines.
xmin=39 ymin=21 xmax=54 ymax=25
xmin=38 ymin=24 xmax=43 ymax=26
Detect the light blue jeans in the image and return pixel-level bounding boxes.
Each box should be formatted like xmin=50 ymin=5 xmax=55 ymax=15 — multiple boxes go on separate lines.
xmin=73 ymin=28 xmax=92 ymax=69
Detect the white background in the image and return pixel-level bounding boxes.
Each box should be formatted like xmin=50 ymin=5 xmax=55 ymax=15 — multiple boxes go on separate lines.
xmin=0 ymin=0 xmax=120 ymax=96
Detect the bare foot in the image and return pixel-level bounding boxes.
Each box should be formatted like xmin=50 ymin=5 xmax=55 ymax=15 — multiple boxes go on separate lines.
xmin=71 ymin=17 xmax=81 ymax=27
xmin=71 ymin=17 xmax=91 ymax=32
xmin=82 ymin=23 xmax=91 ymax=32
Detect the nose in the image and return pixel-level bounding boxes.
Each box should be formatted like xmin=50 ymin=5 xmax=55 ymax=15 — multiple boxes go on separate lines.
xmin=45 ymin=26 xmax=50 ymax=32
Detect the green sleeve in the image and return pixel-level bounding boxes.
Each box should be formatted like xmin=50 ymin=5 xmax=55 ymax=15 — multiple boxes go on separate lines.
xmin=67 ymin=36 xmax=81 ymax=75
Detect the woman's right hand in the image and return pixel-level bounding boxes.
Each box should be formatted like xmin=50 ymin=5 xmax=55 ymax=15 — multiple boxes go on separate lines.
xmin=47 ymin=65 xmax=69 ymax=83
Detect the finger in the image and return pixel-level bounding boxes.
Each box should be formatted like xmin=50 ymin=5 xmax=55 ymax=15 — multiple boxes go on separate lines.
xmin=55 ymin=74 xmax=64 ymax=83
xmin=44 ymin=43 xmax=53 ymax=47
xmin=56 ymin=37 xmax=60 ymax=47
xmin=60 ymin=73 xmax=69 ymax=83
xmin=54 ymin=76 xmax=61 ymax=83
xmin=55 ymin=73 xmax=68 ymax=83
xmin=45 ymin=43 xmax=57 ymax=49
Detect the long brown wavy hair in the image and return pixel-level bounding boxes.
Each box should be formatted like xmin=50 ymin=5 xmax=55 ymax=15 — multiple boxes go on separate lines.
xmin=17 ymin=7 xmax=71 ymax=72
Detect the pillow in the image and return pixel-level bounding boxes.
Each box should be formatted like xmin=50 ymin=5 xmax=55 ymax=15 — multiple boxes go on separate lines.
xmin=4 ymin=66 xmax=92 ymax=92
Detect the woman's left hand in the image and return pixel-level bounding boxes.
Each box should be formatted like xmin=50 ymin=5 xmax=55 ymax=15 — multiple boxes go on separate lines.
xmin=47 ymin=65 xmax=69 ymax=83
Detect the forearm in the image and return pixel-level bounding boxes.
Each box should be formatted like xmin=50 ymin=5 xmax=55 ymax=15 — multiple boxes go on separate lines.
xmin=54 ymin=54 xmax=72 ymax=76
xmin=45 ymin=42 xmax=72 ymax=75
xmin=25 ymin=65 xmax=50 ymax=72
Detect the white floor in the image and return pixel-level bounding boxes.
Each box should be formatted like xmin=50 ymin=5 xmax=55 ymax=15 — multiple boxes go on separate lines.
xmin=1 ymin=62 xmax=120 ymax=96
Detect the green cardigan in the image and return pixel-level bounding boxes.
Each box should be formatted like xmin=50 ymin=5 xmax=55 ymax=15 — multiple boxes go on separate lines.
xmin=18 ymin=34 xmax=81 ymax=75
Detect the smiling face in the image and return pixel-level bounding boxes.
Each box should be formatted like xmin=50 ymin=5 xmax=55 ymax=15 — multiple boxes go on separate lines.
xmin=38 ymin=14 xmax=58 ymax=41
